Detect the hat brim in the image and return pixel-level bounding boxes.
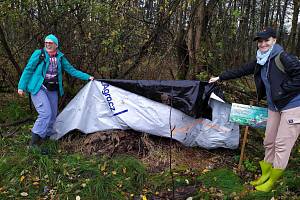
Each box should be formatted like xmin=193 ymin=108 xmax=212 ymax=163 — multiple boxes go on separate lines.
xmin=253 ymin=35 xmax=276 ymax=41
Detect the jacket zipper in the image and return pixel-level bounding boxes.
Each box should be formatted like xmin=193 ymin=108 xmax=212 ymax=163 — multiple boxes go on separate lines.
xmin=266 ymin=57 xmax=278 ymax=111
xmin=253 ymin=67 xmax=259 ymax=104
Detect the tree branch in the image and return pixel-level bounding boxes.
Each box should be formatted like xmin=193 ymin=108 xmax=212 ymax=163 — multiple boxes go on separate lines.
xmin=117 ymin=0 xmax=182 ymax=78
xmin=0 ymin=25 xmax=22 ymax=77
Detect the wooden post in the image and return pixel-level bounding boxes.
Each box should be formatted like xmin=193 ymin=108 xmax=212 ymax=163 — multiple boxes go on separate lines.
xmin=238 ymin=101 xmax=253 ymax=171
xmin=238 ymin=126 xmax=249 ymax=171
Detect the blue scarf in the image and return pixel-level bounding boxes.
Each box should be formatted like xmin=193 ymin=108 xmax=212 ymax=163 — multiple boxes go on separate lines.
xmin=256 ymin=45 xmax=274 ymax=65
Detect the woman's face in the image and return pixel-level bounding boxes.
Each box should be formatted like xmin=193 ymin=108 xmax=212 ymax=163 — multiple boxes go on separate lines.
xmin=257 ymin=37 xmax=276 ymax=52
xmin=44 ymin=40 xmax=57 ymax=52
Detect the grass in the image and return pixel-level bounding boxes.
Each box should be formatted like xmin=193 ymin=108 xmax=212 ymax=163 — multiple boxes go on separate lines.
xmin=0 ymin=132 xmax=148 ymax=199
xmin=148 ymin=169 xmax=197 ymax=193
xmin=198 ymin=168 xmax=244 ymax=195
xmin=0 ymin=97 xmax=31 ymax=124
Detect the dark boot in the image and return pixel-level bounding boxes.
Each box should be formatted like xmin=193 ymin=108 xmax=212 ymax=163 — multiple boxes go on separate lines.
xmin=30 ymin=132 xmax=42 ymax=147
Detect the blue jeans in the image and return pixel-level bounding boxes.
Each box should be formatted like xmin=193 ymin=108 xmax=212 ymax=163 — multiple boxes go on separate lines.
xmin=31 ymin=86 xmax=58 ymax=138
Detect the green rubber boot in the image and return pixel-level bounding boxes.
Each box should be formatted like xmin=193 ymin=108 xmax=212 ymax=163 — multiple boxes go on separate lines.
xmin=250 ymin=161 xmax=272 ymax=186
xmin=255 ymin=168 xmax=284 ymax=192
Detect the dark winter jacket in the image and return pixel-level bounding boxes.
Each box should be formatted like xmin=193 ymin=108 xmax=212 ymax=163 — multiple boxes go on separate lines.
xmin=219 ymin=48 xmax=300 ymax=110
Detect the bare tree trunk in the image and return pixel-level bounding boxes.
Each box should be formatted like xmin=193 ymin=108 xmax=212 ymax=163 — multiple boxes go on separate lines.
xmin=264 ymin=0 xmax=271 ymax=27
xmin=187 ymin=0 xmax=219 ymax=79
xmin=187 ymin=0 xmax=205 ymax=76
xmin=269 ymin=0 xmax=276 ymax=23
xmin=186 ymin=0 xmax=223 ymax=77
xmin=176 ymin=0 xmax=189 ymax=79
xmin=296 ymin=25 xmax=300 ymax=57
xmin=278 ymin=0 xmax=289 ymax=44
xmin=259 ymin=0 xmax=266 ymax=28
xmin=286 ymin=0 xmax=299 ymax=53
xmin=275 ymin=0 xmax=281 ymax=24
xmin=248 ymin=0 xmax=256 ymax=60
xmin=194 ymin=0 xmax=205 ymax=56
xmin=176 ymin=29 xmax=189 ymax=79
xmin=238 ymin=0 xmax=251 ymax=61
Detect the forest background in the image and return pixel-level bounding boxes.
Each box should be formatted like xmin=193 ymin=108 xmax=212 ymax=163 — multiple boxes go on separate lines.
xmin=0 ymin=0 xmax=299 ymax=199
xmin=1 ymin=0 xmax=299 ymax=92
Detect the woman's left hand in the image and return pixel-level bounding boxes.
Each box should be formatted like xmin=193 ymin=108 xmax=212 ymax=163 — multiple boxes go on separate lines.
xmin=89 ymin=76 xmax=94 ymax=81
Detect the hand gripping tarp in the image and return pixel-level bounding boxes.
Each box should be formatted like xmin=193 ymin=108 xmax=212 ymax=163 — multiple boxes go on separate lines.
xmin=52 ymin=80 xmax=239 ymax=149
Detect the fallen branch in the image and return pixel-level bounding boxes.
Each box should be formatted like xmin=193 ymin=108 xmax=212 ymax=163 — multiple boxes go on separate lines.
xmin=0 ymin=116 xmax=33 ymax=128
xmin=1 ymin=126 xmax=21 ymax=137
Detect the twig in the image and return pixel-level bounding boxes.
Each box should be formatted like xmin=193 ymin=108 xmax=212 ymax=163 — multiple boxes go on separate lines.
xmin=168 ymin=87 xmax=175 ymax=200
xmin=1 ymin=126 xmax=21 ymax=137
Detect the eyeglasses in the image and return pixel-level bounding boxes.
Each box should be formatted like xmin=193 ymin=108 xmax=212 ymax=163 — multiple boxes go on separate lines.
xmin=45 ymin=41 xmax=54 ymax=45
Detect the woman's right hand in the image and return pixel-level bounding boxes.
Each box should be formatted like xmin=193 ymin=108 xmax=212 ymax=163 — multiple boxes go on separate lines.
xmin=17 ymin=89 xmax=25 ymax=97
xmin=209 ymin=76 xmax=220 ymax=83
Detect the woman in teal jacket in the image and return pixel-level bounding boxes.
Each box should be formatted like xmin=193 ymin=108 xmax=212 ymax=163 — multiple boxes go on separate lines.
xmin=18 ymin=34 xmax=94 ymax=146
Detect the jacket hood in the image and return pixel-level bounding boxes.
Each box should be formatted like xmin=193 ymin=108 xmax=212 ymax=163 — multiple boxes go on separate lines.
xmin=269 ymin=44 xmax=283 ymax=59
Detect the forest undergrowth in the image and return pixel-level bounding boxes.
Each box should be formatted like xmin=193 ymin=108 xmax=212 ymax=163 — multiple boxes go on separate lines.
xmin=0 ymin=93 xmax=299 ymax=200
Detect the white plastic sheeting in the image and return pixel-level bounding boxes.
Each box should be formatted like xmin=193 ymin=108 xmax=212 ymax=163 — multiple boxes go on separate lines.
xmin=52 ymin=81 xmax=240 ymax=149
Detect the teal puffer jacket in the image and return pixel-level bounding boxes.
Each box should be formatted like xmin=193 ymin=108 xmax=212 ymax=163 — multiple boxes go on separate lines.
xmin=18 ymin=48 xmax=90 ymax=96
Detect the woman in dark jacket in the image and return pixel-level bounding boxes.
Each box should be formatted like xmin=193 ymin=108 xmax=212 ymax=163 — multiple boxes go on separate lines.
xmin=209 ymin=27 xmax=300 ymax=192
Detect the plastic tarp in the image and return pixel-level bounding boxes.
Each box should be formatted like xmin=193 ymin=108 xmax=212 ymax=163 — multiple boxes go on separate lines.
xmin=99 ymin=79 xmax=208 ymax=118
xmin=52 ymin=80 xmax=240 ymax=149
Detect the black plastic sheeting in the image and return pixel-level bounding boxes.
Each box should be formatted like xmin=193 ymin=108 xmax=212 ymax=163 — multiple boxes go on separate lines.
xmin=99 ymin=79 xmax=224 ymax=119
